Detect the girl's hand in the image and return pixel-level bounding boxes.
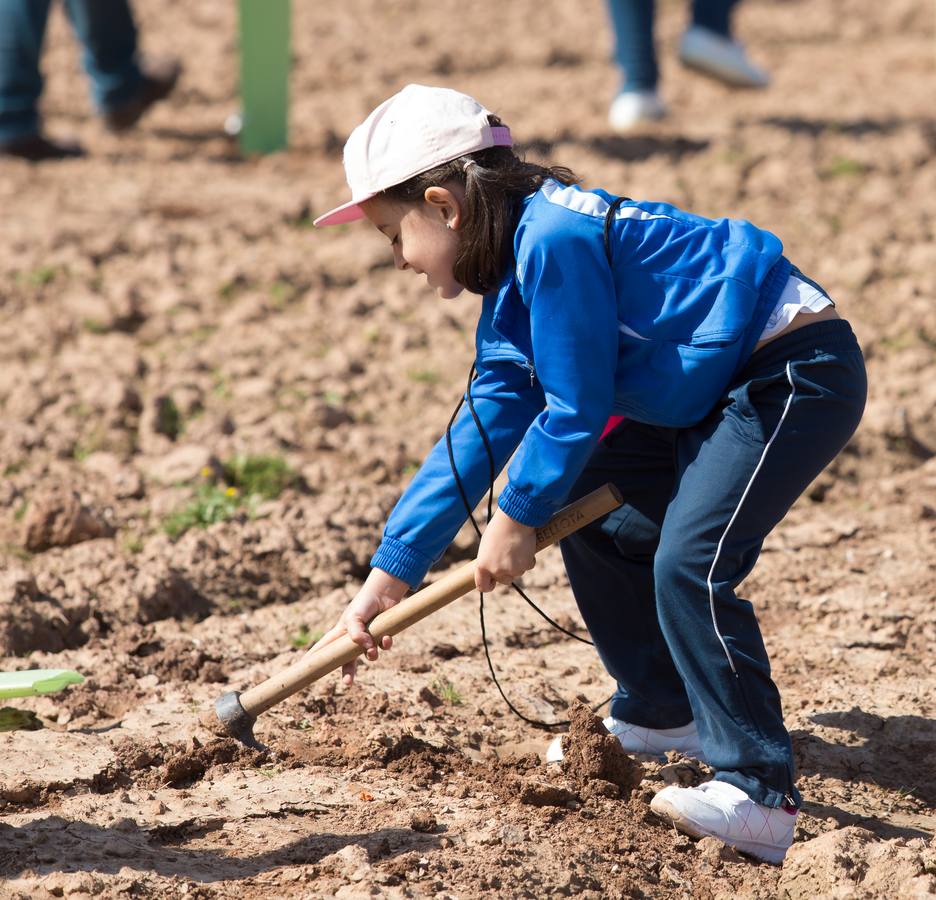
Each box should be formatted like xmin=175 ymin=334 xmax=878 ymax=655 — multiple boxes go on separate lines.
xmin=304 ymin=567 xmax=409 ymax=685
xmin=475 ymin=508 xmax=537 ymax=593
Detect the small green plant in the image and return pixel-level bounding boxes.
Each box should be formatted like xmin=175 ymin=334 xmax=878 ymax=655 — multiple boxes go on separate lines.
xmin=162 ymin=454 xmax=296 ymax=539
xmin=73 ymin=426 xmax=116 ymax=462
xmin=155 ymin=396 xmax=183 ymax=440
xmin=822 ymin=213 xmax=843 ymax=236
xmin=291 ymin=214 xmax=315 ymax=230
xmin=3 ymin=461 xmax=25 ymax=477
xmin=4 ymin=543 xmax=32 ymax=561
xmin=289 ymin=625 xmax=323 ymax=649
xmin=161 ymin=451 xmax=298 ymax=540
xmin=276 ymin=385 xmax=309 ymax=410
xmin=269 ymin=280 xmax=299 ymax=308
xmin=13 ymin=500 xmax=28 ymax=522
xmin=218 ymin=275 xmax=250 ymax=301
xmin=163 ymin=483 xmax=245 ymax=539
xmin=821 ymin=156 xmax=866 ymax=179
xmin=878 ymin=330 xmax=916 ymax=353
xmin=66 ymin=402 xmax=92 ymax=419
xmin=82 ymin=318 xmax=110 ymax=335
xmin=188 ymin=325 xmax=217 ymax=344
xmin=223 ymin=453 xmax=296 ymax=499
xmin=19 ymin=265 xmax=58 ymax=288
xmin=431 ymin=676 xmax=463 ymax=706
xmin=211 ymin=370 xmax=232 ymax=400
xmin=893 ymin=785 xmax=920 ymax=803
xmin=408 ymin=369 xmax=440 ymax=385
xmin=122 ymin=534 xmax=145 ymax=554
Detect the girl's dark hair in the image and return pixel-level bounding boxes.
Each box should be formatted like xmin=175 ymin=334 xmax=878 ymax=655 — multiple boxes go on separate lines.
xmin=381 ymin=116 xmax=579 ymax=295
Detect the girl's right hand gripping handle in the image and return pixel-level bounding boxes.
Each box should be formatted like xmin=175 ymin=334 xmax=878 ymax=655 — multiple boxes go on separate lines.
xmin=239 ymin=483 xmax=623 ymax=717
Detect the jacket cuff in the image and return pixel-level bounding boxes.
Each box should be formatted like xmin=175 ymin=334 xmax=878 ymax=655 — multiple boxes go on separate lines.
xmin=498 ymin=483 xmax=554 ymax=528
xmin=370 ymin=536 xmax=433 ymax=590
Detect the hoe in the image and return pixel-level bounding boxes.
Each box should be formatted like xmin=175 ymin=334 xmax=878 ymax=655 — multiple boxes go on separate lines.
xmin=214 ymin=483 xmax=622 ymax=748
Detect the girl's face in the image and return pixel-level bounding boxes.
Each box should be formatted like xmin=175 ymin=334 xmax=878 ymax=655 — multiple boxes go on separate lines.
xmin=363 ymin=185 xmax=465 ymax=299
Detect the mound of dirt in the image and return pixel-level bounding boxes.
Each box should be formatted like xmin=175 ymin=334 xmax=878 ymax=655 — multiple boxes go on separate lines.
xmin=131 ymin=566 xmax=211 ymax=624
xmin=779 ymin=827 xmax=936 ymax=898
xmin=382 ymin=733 xmax=460 ymax=787
xmin=558 ymin=702 xmax=643 ymax=796
xmin=161 ymin=737 xmax=263 ymax=787
xmin=21 ymin=485 xmax=114 ymax=553
xmin=128 ymin=636 xmax=227 ymax=683
xmin=0 ymin=569 xmax=88 ymax=655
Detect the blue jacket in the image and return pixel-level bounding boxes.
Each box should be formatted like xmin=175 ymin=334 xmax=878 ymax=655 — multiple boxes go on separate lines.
xmin=371 ymin=180 xmax=792 ymax=587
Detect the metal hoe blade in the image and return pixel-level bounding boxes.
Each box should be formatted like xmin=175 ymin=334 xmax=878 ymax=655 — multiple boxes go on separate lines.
xmin=214 ymin=691 xmax=267 ymax=750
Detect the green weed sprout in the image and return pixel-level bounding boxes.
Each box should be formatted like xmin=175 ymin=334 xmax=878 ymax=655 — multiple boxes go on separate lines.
xmin=223 ymin=453 xmax=296 ymax=499
xmin=162 ymin=454 xmax=297 ymax=539
xmin=431 ymin=676 xmax=463 ymax=706
xmin=289 ymin=625 xmax=324 ymax=649
xmin=163 ymin=483 xmax=244 ymax=539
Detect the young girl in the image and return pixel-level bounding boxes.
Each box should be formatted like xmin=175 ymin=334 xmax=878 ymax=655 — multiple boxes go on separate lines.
xmin=310 ymin=84 xmax=867 ymax=864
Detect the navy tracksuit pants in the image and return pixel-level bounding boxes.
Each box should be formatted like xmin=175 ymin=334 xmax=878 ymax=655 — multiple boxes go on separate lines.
xmin=560 ymin=319 xmax=867 ymax=808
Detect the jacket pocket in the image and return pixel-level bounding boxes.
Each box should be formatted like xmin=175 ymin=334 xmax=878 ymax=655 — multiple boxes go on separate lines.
xmin=686 ymin=328 xmax=746 ymax=349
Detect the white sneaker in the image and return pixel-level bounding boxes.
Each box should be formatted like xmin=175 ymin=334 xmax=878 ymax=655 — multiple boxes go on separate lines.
xmin=608 ymin=90 xmax=667 ymax=132
xmin=546 ymin=716 xmax=707 ymax=763
xmin=650 ymin=781 xmax=797 ymax=864
xmin=678 ymin=25 xmax=770 ymax=88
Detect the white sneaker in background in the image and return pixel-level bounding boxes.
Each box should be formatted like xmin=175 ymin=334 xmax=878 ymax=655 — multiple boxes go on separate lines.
xmin=678 ymin=25 xmax=770 ymax=88
xmin=650 ymin=780 xmax=797 ymax=864
xmin=608 ymin=90 xmax=667 ymax=132
xmin=546 ymin=716 xmax=707 ymax=764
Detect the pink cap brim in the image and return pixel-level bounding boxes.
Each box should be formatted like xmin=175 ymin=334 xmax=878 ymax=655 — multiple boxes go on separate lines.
xmin=313 ymin=195 xmax=375 ymax=228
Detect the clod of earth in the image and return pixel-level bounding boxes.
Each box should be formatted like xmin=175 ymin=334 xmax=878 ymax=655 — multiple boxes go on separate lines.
xmin=162 ymin=736 xmax=263 ymax=786
xmin=0 ymin=570 xmax=89 ymax=655
xmin=131 ymin=567 xmax=211 ymax=624
xmin=21 ymin=485 xmax=114 ymax=552
xmin=409 ymin=809 xmax=438 ymax=832
xmin=518 ymin=779 xmax=579 ymax=807
xmin=558 ymin=702 xmax=644 ymax=795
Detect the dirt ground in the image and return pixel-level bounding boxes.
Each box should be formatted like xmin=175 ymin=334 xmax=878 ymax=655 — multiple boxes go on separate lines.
xmin=1 ymin=0 xmax=935 ymax=897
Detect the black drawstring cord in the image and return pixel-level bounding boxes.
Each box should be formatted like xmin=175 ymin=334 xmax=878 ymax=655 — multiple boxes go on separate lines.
xmin=462 ymin=369 xmax=594 ymax=647
xmin=439 ymin=195 xmax=630 ymax=727
xmin=445 ymin=364 xmax=611 ymax=730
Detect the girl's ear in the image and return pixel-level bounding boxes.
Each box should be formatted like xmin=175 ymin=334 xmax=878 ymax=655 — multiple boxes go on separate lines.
xmin=423 ymin=185 xmax=463 ymax=231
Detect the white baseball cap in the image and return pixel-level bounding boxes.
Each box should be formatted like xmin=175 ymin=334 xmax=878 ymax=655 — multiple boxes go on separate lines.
xmin=313 ymin=84 xmax=512 ymax=228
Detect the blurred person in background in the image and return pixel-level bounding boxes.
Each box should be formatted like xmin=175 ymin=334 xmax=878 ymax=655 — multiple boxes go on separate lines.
xmin=607 ymin=0 xmax=768 ymax=132
xmin=0 ymin=0 xmax=181 ymax=161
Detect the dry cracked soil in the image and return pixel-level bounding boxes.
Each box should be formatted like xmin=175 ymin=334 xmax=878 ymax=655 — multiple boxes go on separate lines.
xmin=1 ymin=0 xmax=934 ymax=897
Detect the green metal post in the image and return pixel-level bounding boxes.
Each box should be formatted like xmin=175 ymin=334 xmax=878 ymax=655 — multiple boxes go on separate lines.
xmin=238 ymin=0 xmax=291 ymax=154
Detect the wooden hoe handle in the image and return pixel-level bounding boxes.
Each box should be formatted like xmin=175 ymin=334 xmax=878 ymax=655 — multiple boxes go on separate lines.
xmin=239 ymin=483 xmax=623 ymax=717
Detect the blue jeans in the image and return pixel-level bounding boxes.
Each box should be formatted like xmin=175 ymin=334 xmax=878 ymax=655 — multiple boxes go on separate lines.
xmin=607 ymin=0 xmax=739 ymax=91
xmin=0 ymin=0 xmax=140 ymax=141
xmin=560 ymin=319 xmax=867 ymax=808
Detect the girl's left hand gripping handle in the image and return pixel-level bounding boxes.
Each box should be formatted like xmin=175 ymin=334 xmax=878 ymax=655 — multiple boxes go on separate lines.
xmin=238 ymin=483 xmax=623 ymax=718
